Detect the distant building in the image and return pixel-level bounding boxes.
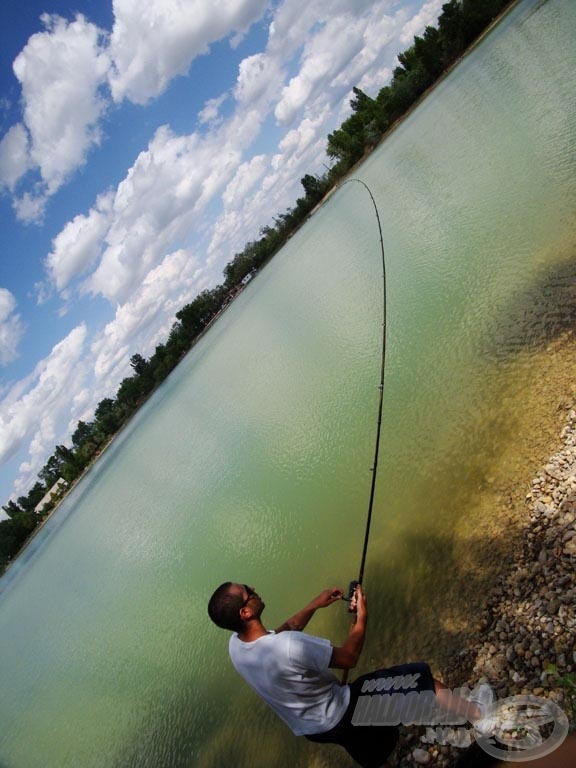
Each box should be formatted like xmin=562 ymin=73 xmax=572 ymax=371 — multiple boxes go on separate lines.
xmin=34 ymin=478 xmax=68 ymax=514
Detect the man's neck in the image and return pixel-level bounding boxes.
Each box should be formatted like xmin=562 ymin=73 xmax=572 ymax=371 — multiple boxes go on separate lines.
xmin=237 ymin=619 xmax=268 ymax=642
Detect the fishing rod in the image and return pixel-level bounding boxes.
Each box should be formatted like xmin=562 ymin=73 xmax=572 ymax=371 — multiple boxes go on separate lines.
xmin=339 ymin=178 xmax=388 ymax=682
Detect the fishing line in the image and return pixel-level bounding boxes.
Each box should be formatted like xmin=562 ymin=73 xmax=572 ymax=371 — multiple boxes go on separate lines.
xmin=339 ymin=178 xmax=388 ymax=682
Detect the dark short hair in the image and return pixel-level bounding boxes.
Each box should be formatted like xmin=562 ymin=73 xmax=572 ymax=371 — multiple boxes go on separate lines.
xmin=208 ymin=582 xmax=245 ymax=632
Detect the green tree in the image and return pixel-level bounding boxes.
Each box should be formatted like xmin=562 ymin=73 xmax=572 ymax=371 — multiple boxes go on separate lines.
xmin=71 ymin=421 xmax=94 ymax=450
xmin=51 ymin=445 xmax=82 ymax=483
xmin=94 ymin=398 xmax=123 ymax=437
xmin=413 ymin=26 xmax=445 ymax=81
xmin=16 ymin=482 xmax=46 ymax=513
xmin=130 ymin=353 xmax=151 ymax=379
xmin=0 ymin=519 xmax=21 ymax=568
xmin=176 ymin=289 xmax=222 ymax=340
xmin=70 ymin=420 xmax=100 ymax=469
xmin=223 ymin=251 xmax=255 ymax=289
xmin=39 ymin=453 xmax=65 ymax=488
xmin=300 ymin=174 xmax=324 ymax=204
xmin=150 ymin=344 xmax=178 ymax=383
xmin=116 ymin=376 xmax=145 ymax=413
xmin=2 ymin=500 xmax=24 ymax=519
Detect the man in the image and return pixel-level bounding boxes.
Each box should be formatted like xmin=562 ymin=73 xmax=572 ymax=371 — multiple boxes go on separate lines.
xmin=207 ymin=582 xmax=485 ymax=767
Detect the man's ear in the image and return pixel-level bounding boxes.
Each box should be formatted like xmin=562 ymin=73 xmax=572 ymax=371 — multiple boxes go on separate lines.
xmin=239 ymin=605 xmax=252 ymax=621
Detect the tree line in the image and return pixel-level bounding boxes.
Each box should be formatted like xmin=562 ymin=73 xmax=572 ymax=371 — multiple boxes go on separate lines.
xmin=1 ymin=0 xmax=513 ymax=572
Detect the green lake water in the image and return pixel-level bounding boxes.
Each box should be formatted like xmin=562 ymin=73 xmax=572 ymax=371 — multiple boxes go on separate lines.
xmin=1 ymin=0 xmax=575 ymax=765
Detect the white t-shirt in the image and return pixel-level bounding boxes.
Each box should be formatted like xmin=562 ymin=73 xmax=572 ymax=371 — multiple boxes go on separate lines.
xmin=229 ymin=630 xmax=350 ymax=736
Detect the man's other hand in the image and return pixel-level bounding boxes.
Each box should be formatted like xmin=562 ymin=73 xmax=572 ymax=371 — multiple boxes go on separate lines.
xmin=311 ymin=588 xmax=344 ymax=609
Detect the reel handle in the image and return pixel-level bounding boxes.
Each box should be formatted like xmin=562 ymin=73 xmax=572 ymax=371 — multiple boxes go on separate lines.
xmin=346 ymin=580 xmax=359 ymax=613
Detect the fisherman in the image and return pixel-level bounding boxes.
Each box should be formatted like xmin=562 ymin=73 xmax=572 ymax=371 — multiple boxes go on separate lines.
xmin=207 ymin=582 xmax=488 ymax=767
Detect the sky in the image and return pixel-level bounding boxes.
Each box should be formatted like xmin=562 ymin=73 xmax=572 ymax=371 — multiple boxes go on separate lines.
xmin=0 ymin=0 xmax=444 ymax=509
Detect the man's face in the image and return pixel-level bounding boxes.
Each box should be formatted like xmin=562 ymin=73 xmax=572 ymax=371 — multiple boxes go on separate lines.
xmin=236 ymin=583 xmax=265 ymax=615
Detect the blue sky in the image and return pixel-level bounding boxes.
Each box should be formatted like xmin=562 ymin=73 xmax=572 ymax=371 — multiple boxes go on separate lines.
xmin=0 ymin=0 xmax=443 ymax=508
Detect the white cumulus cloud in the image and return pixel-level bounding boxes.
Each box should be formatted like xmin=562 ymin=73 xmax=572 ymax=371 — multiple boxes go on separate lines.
xmin=222 ymin=155 xmax=268 ymax=210
xmin=51 ymin=105 xmax=266 ymax=306
xmin=108 ymin=0 xmax=269 ymax=104
xmin=234 ymin=53 xmax=285 ymax=107
xmin=82 ymin=124 xmax=241 ymax=304
xmin=0 ymin=324 xmax=88 ymax=468
xmin=46 ymin=192 xmax=113 ymax=292
xmin=272 ymin=1 xmax=411 ymax=128
xmin=0 ymin=289 xmax=24 ymax=366
xmin=0 ymin=124 xmax=31 ymax=191
xmin=7 ymin=14 xmax=110 ymax=220
xmin=198 ymin=94 xmax=228 ymax=126
xmin=91 ymin=248 xmax=201 ymax=381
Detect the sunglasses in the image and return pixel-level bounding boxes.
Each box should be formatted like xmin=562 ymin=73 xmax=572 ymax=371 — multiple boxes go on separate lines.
xmin=241 ymin=585 xmax=258 ymax=607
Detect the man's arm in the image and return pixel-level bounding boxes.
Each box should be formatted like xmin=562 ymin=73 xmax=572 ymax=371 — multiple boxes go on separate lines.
xmin=329 ymin=584 xmax=367 ymax=669
xmin=274 ymin=587 xmax=343 ymax=633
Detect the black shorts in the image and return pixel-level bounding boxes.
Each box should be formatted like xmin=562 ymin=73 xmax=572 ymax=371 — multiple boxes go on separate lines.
xmin=306 ymin=662 xmax=435 ymax=768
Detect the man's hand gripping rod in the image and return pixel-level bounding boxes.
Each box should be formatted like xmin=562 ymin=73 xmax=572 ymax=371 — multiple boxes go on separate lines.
xmin=343 ymin=580 xmax=360 ymax=613
xmin=340 ymin=580 xmax=360 ymax=685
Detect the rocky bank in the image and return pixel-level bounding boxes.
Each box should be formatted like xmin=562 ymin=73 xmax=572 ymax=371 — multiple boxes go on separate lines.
xmin=390 ymin=404 xmax=576 ymax=767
